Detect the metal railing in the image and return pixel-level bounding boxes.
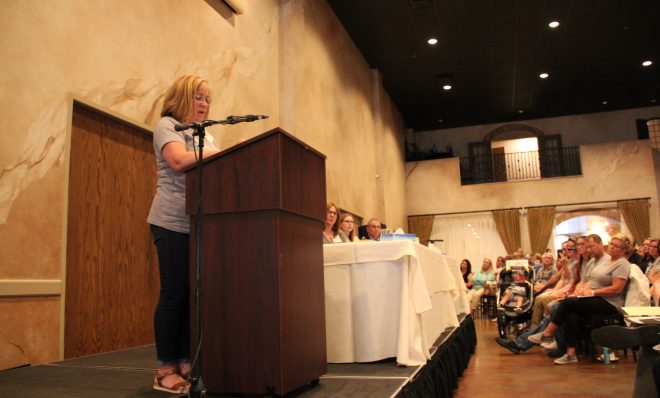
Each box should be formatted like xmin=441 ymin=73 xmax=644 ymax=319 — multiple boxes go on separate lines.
xmin=459 ymin=147 xmax=582 ymax=185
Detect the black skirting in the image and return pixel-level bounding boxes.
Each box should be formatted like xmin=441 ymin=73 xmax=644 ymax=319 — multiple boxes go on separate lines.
xmin=399 ymin=315 xmax=477 ymax=397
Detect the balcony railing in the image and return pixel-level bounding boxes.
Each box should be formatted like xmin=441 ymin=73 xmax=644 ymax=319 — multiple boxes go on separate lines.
xmin=459 ymin=147 xmax=582 ymax=185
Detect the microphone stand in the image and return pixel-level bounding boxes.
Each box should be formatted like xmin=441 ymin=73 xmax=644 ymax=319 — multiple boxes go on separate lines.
xmin=189 ymin=122 xmax=206 ymax=398
xmin=185 ymin=115 xmax=267 ymax=398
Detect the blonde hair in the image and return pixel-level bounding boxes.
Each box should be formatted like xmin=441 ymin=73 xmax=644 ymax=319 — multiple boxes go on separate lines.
xmin=160 ymin=75 xmax=210 ymax=123
xmin=338 ymin=213 xmax=355 ymax=241
xmin=610 ymin=233 xmax=631 ymax=251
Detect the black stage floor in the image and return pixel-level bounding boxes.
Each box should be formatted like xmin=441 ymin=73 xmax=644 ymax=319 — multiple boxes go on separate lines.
xmin=0 ymin=316 xmax=475 ymax=398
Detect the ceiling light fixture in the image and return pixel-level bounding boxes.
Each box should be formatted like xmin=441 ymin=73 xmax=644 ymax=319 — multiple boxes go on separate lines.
xmin=602 ymin=100 xmax=608 ymax=105
xmin=549 ymin=21 xmax=559 ymax=28
xmin=539 ymin=73 xmax=549 ymax=79
xmin=428 ymin=38 xmax=438 ymax=45
xmin=642 ymin=60 xmax=653 ymax=67
xmin=517 ymin=109 xmax=524 ymax=114
xmin=442 ymin=84 xmax=452 ymax=90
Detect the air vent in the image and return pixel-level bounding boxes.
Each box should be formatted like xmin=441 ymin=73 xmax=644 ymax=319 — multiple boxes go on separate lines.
xmin=407 ymin=0 xmax=434 ymax=9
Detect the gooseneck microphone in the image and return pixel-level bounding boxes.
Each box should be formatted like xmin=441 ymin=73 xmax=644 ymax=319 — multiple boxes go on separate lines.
xmin=175 ymin=115 xmax=269 ymax=131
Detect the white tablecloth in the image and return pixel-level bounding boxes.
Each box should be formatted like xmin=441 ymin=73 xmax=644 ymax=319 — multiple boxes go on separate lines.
xmin=323 ymin=240 xmax=467 ymax=366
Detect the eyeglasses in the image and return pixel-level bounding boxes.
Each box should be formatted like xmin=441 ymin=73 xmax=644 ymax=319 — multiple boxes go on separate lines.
xmin=342 ymin=220 xmax=354 ymax=224
xmin=193 ymin=95 xmax=213 ymax=104
xmin=565 ymin=248 xmax=575 ymax=251
xmin=327 ymin=210 xmax=337 ymax=216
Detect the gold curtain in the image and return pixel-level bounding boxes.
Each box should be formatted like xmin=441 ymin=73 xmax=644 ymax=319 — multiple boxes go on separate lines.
xmin=527 ymin=206 xmax=556 ymax=254
xmin=492 ymin=209 xmax=521 ymax=255
xmin=408 ymin=215 xmax=435 ymax=245
xmin=618 ymin=199 xmax=650 ymax=245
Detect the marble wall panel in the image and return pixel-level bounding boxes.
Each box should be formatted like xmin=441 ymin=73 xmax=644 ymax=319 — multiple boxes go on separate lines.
xmin=0 ymin=298 xmax=60 ymax=366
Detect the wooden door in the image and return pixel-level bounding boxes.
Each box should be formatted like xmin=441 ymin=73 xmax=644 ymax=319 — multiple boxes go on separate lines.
xmin=64 ymin=103 xmax=159 ymax=358
xmin=468 ymin=141 xmax=494 ymax=183
xmin=492 ymin=146 xmax=507 ymax=182
xmin=538 ymin=134 xmax=563 ymax=178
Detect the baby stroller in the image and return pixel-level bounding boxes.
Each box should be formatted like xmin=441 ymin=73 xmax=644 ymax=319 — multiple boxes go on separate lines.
xmin=496 ymin=261 xmax=535 ymax=339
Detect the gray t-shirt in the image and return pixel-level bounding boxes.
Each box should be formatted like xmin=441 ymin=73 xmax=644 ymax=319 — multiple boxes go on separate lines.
xmin=147 ymin=117 xmax=219 ymax=233
xmin=535 ymin=266 xmax=558 ymax=285
xmin=585 ymin=256 xmax=630 ymax=307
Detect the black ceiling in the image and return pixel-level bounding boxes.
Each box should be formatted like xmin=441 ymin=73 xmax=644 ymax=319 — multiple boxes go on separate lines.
xmin=326 ymin=0 xmax=660 ymax=131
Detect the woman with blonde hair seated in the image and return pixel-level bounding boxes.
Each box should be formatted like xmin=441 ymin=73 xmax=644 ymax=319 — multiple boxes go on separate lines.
xmin=337 ymin=213 xmax=358 ymax=242
xmin=466 ymin=258 xmax=496 ymax=315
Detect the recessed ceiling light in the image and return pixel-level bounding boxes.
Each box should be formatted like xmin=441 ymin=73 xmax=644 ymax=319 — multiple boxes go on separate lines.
xmin=442 ymin=84 xmax=452 ymax=90
xmin=539 ymin=73 xmax=549 ymax=79
xmin=642 ymin=60 xmax=653 ymax=67
xmin=602 ymin=100 xmax=608 ymax=105
xmin=651 ymin=99 xmax=657 ymax=103
xmin=549 ymin=21 xmax=560 ymax=28
xmin=428 ymin=38 xmax=438 ymax=45
xmin=517 ymin=109 xmax=524 ymax=114
xmin=437 ymin=119 xmax=444 ymax=123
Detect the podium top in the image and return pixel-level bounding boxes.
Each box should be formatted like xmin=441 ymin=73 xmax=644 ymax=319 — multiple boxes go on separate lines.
xmin=184 ymin=127 xmax=325 ymax=172
xmin=184 ymin=127 xmax=327 ymax=220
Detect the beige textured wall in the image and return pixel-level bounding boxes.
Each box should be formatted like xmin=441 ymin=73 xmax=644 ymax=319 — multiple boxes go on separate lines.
xmin=0 ymin=0 xmax=407 ymax=364
xmin=406 ymin=140 xmax=660 ymax=241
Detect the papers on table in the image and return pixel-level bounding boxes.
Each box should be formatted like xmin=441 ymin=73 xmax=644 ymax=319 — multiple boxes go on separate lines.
xmin=620 ymin=307 xmax=660 ymax=325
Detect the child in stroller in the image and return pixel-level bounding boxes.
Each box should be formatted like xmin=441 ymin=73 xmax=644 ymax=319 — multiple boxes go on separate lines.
xmin=497 ymin=261 xmax=535 ymax=339
xmin=499 ymin=272 xmax=528 ymax=313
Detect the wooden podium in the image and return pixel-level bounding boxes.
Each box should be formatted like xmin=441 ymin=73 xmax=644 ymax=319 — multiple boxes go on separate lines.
xmin=185 ymin=128 xmax=327 ymax=395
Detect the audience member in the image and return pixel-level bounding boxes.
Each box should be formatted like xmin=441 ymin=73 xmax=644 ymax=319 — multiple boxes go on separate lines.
xmin=364 ymin=218 xmax=382 ymax=241
xmin=323 ymin=203 xmax=344 ymax=243
xmin=639 ymin=238 xmax=653 ymax=270
xmin=647 ymin=239 xmax=660 ymax=305
xmin=466 ymin=258 xmax=496 ymax=315
xmin=528 ymin=233 xmax=631 ymax=365
xmin=337 ymin=213 xmax=357 ymax=242
xmin=530 ymin=239 xmax=578 ymax=328
xmin=626 ymin=238 xmax=646 ymax=271
xmin=494 ymin=256 xmax=506 ymax=283
xmin=499 ymin=271 xmax=527 ymax=313
xmin=460 ymin=259 xmax=472 ymax=284
xmin=534 ymin=252 xmax=558 ymax=291
xmin=531 ymin=253 xmax=543 ymax=274
xmin=575 ymin=235 xmax=590 ymax=283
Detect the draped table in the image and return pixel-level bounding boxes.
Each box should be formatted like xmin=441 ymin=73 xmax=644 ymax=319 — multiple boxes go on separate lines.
xmin=323 ymin=240 xmax=469 ymax=366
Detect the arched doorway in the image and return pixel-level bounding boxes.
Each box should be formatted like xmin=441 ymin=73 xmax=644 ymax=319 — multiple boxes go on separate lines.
xmin=553 ymin=209 xmax=623 ymax=248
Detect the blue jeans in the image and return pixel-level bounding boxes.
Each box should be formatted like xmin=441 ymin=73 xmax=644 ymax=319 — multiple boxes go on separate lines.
xmin=151 ymin=224 xmax=190 ymax=364
xmin=515 ymin=300 xmax=566 ymax=351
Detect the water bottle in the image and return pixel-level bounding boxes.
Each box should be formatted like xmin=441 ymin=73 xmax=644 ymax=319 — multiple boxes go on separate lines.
xmin=603 ymin=347 xmax=611 ymax=365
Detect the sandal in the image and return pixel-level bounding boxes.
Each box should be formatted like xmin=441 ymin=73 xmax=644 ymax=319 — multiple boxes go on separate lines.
xmin=153 ymin=367 xmax=190 ymax=394
xmin=179 ymin=361 xmax=192 ymax=380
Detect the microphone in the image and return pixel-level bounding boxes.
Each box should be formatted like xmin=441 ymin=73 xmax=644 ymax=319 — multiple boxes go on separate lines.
xmin=226 ymin=115 xmax=269 ymax=124
xmin=174 ymin=115 xmax=269 ymax=131
xmin=175 ymin=122 xmax=201 ymax=131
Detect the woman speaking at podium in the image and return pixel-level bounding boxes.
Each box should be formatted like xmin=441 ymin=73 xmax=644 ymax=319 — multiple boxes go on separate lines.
xmin=147 ymin=75 xmax=220 ymax=393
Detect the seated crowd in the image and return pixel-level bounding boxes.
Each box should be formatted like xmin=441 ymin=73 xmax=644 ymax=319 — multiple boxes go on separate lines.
xmin=321 ymin=201 xmax=660 ymax=366
xmin=461 ymin=233 xmax=659 ymax=365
